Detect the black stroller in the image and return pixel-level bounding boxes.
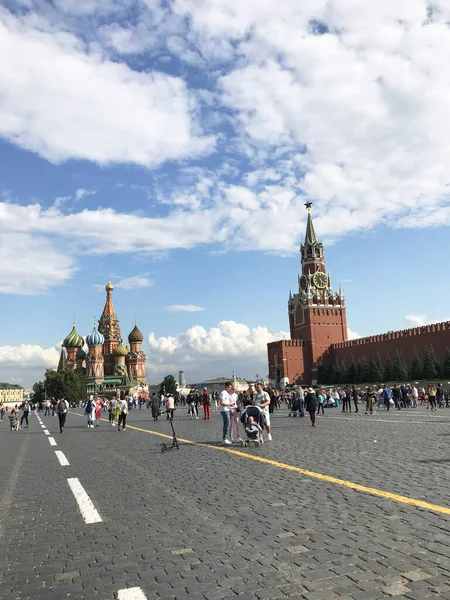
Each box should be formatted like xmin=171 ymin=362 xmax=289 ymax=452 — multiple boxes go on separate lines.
xmin=240 ymin=405 xmax=265 ymax=447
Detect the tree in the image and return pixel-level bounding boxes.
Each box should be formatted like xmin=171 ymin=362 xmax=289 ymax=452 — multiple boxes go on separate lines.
xmin=383 ymin=354 xmax=392 ymax=382
xmin=423 ymin=345 xmax=439 ymax=380
xmin=442 ymin=348 xmax=450 ymax=379
xmin=340 ymin=359 xmax=348 ymax=384
xmin=392 ymin=350 xmax=408 ymax=381
xmin=160 ymin=374 xmax=178 ymax=396
xmin=32 ymin=381 xmax=46 ymax=405
xmin=358 ymin=356 xmax=369 ymax=383
xmin=410 ymin=347 xmax=423 ymax=380
xmin=331 ymin=360 xmax=342 ymax=384
xmin=44 ymin=369 xmax=86 ymax=404
xmin=347 ymin=354 xmax=357 ymax=384
xmin=368 ymin=356 xmax=383 ymax=383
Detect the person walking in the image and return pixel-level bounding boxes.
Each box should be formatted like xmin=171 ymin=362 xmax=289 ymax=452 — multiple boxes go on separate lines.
xmin=117 ymin=396 xmax=128 ymax=431
xmin=165 ymin=393 xmax=175 ymax=420
xmin=202 ymin=388 xmax=211 ymax=420
xmin=253 ymin=383 xmax=272 ymax=441
xmin=428 ymin=384 xmax=437 ymax=411
xmin=151 ymin=393 xmax=160 ymax=421
xmin=94 ymin=398 xmax=102 ymax=426
xmin=365 ymin=386 xmax=376 ymax=415
xmin=352 ymin=385 xmax=359 ymax=413
xmin=219 ymin=382 xmax=234 ymax=444
xmin=391 ymin=385 xmax=402 ymax=410
xmin=305 ymin=388 xmax=318 ymax=426
xmin=85 ymin=395 xmax=95 ymax=428
xmin=20 ymin=400 xmax=30 ymax=428
xmin=229 ymin=386 xmax=242 ymax=443
xmin=57 ymin=397 xmax=69 ymax=433
xmin=317 ymin=391 xmax=325 ymax=415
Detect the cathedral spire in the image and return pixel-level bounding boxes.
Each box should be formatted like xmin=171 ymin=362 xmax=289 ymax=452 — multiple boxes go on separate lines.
xmin=304 ymin=201 xmax=318 ymax=245
xmin=98 ymin=281 xmax=121 ymax=342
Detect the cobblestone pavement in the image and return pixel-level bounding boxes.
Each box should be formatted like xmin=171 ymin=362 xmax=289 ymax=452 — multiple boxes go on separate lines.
xmin=2 ymin=405 xmax=450 ymax=599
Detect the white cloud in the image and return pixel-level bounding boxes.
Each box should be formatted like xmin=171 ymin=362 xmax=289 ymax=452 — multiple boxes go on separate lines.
xmin=404 ymin=314 xmax=448 ymax=328
xmin=74 ymin=188 xmax=97 ymax=201
xmin=165 ymin=304 xmax=205 ymax=312
xmin=0 ymin=8 xmax=214 ymax=167
xmin=347 ymin=328 xmax=360 ymax=340
xmin=0 ymin=233 xmax=74 ymax=294
xmin=115 ymin=275 xmax=154 ymax=290
xmin=147 ymin=320 xmax=289 ymax=380
xmin=0 ymin=343 xmax=59 ymax=367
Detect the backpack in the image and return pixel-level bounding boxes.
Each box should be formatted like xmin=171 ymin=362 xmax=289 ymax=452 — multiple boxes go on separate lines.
xmin=85 ymin=399 xmax=93 ymax=413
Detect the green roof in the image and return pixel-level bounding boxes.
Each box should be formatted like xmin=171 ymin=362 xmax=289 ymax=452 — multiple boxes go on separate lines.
xmin=304 ymin=210 xmax=318 ymax=245
xmin=0 ymin=382 xmax=23 ymax=389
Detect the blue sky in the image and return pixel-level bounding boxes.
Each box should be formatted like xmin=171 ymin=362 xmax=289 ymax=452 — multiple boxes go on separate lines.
xmin=1 ymin=0 xmax=450 ymax=386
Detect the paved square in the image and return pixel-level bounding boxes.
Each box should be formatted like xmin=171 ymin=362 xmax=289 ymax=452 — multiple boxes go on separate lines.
xmin=2 ymin=405 xmax=450 ymax=599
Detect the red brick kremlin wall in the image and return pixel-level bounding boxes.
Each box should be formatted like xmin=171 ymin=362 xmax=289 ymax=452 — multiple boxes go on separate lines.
xmin=325 ymin=321 xmax=450 ymax=370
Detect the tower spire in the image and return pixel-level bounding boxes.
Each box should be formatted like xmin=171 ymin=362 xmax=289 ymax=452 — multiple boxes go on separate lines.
xmin=304 ymin=201 xmax=318 ymax=245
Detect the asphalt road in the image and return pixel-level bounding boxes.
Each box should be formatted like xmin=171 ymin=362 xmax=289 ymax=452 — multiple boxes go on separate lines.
xmin=1 ymin=404 xmax=450 ymax=599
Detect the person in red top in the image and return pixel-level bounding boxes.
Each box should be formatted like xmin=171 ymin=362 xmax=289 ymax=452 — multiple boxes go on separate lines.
xmin=202 ymin=388 xmax=211 ymax=420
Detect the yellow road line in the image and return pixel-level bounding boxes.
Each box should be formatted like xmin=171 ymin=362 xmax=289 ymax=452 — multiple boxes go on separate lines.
xmin=70 ymin=411 xmax=450 ymax=516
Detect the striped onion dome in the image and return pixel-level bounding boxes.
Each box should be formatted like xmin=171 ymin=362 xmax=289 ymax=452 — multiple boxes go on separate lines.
xmin=114 ymin=341 xmax=129 ymax=356
xmin=63 ymin=323 xmax=84 ymax=349
xmin=128 ymin=323 xmax=144 ymax=343
xmin=86 ymin=324 xmax=105 ymax=347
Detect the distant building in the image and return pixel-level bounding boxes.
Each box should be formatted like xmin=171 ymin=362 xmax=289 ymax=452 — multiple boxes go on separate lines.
xmin=201 ymin=376 xmax=249 ymax=393
xmin=59 ymin=281 xmax=148 ymax=397
xmin=179 ymin=370 xmax=186 ymax=387
xmin=0 ymin=383 xmax=23 ymax=406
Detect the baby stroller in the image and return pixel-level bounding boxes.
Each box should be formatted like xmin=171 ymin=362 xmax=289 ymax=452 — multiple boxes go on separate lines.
xmin=240 ymin=405 xmax=265 ymax=447
xmin=288 ymin=395 xmax=301 ymax=417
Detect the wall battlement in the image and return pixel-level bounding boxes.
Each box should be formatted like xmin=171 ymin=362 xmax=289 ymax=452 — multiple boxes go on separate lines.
xmin=332 ymin=321 xmax=450 ymax=350
xmin=268 ymin=339 xmax=304 ymax=348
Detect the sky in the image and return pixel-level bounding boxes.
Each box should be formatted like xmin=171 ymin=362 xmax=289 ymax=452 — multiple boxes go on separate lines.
xmin=1 ymin=0 xmax=450 ymax=387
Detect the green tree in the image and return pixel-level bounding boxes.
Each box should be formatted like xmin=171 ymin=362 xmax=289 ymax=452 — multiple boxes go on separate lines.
xmin=410 ymin=347 xmax=423 ymax=380
xmin=44 ymin=369 xmax=86 ymax=404
xmin=423 ymin=345 xmax=439 ymax=380
xmin=331 ymin=360 xmax=342 ymax=384
xmin=392 ymin=350 xmax=408 ymax=381
xmin=347 ymin=354 xmax=357 ymax=384
xmin=368 ymin=356 xmax=383 ymax=383
xmin=340 ymin=359 xmax=348 ymax=384
xmin=32 ymin=381 xmax=46 ymax=404
xmin=383 ymin=354 xmax=392 ymax=382
xmin=160 ymin=374 xmax=178 ymax=396
xmin=358 ymin=355 xmax=369 ymax=383
xmin=442 ymin=348 xmax=450 ymax=379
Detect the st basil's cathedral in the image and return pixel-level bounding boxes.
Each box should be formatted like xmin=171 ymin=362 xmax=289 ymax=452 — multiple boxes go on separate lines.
xmin=58 ymin=281 xmax=147 ymax=396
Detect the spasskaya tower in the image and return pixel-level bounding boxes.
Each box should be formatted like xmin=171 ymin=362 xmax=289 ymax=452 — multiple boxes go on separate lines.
xmin=268 ymin=202 xmax=348 ymax=387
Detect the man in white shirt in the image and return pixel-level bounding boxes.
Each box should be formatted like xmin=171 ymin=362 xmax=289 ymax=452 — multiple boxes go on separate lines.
xmin=253 ymin=383 xmax=272 ymax=441
xmin=219 ymin=382 xmax=234 ymax=444
xmin=411 ymin=385 xmax=418 ymax=408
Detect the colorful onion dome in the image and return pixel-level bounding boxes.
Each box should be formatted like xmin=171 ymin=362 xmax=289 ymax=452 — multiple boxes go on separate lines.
xmin=63 ymin=323 xmax=84 ymax=349
xmin=128 ymin=322 xmax=144 ymax=343
xmin=86 ymin=324 xmax=105 ymax=346
xmin=76 ymin=347 xmax=87 ymax=360
xmin=114 ymin=341 xmax=129 ymax=356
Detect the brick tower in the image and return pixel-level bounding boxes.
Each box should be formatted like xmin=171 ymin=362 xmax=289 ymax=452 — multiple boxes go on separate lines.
xmin=268 ymin=203 xmax=348 ymax=387
xmin=98 ymin=281 xmax=121 ymax=376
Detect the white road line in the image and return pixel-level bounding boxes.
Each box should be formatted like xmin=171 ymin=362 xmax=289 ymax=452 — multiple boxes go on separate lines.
xmin=48 ymin=437 xmax=57 ymax=446
xmin=55 ymin=451 xmax=70 ymax=466
xmin=44 ymin=431 xmax=50 ymax=435
xmin=67 ymin=478 xmax=102 ymax=524
xmin=118 ymin=588 xmax=147 ymax=600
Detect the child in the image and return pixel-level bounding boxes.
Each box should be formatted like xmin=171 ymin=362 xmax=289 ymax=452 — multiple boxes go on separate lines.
xmin=245 ymin=416 xmax=262 ymax=440
xmin=9 ymin=408 xmax=19 ymax=432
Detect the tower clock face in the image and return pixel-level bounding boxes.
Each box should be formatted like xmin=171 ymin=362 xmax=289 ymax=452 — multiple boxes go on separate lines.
xmin=299 ymin=274 xmax=308 ymax=291
xmin=313 ymin=271 xmax=328 ymax=289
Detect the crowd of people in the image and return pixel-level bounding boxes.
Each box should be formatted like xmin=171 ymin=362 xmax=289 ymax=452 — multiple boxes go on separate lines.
xmin=2 ymin=381 xmax=448 ymax=443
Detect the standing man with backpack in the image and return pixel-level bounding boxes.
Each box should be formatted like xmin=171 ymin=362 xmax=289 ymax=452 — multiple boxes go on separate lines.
xmin=57 ymin=397 xmax=69 ymax=433
xmin=85 ymin=395 xmax=95 ymax=428
xmin=202 ymin=388 xmax=211 ymax=420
